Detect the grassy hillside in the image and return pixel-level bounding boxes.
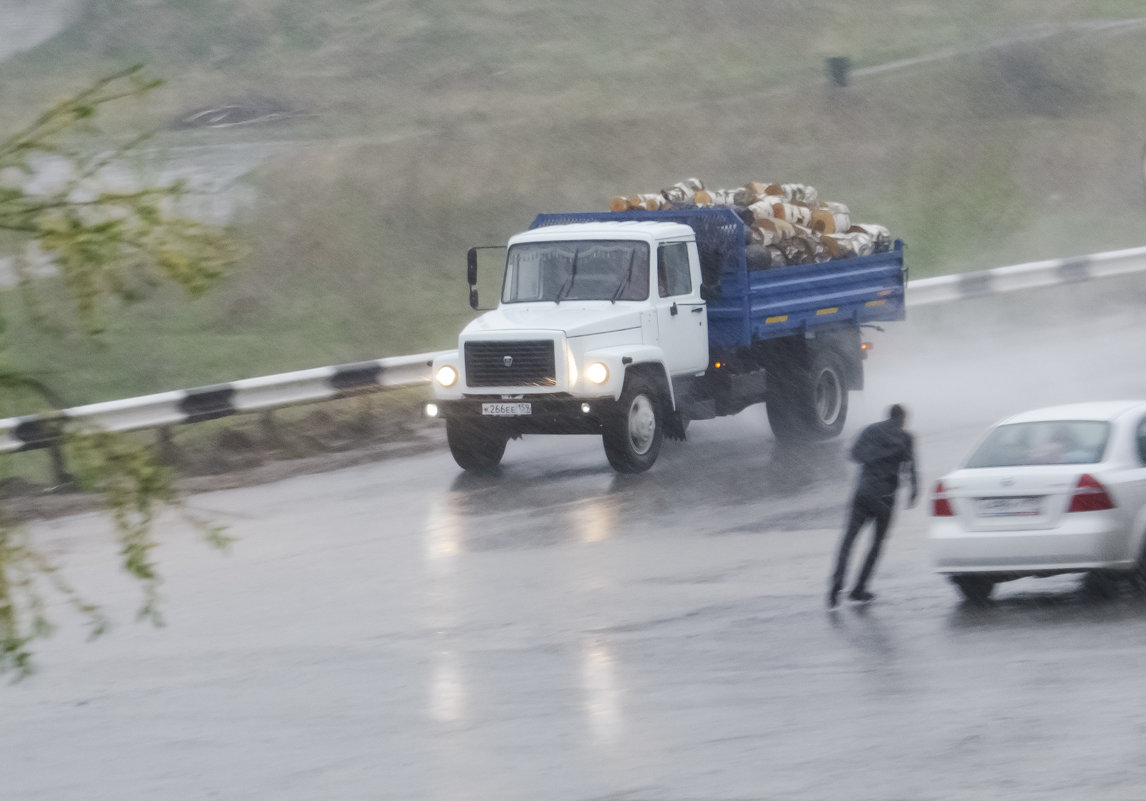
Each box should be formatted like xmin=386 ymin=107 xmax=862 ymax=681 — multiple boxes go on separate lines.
xmin=2 ymin=1 xmax=1146 ymax=407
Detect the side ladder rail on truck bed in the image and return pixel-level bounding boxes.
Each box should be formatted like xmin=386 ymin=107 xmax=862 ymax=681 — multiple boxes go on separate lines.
xmin=738 ymin=242 xmax=907 ymax=345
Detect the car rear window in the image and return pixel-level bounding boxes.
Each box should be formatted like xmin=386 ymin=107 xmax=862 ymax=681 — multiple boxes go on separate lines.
xmin=966 ymin=420 xmax=1110 ymax=468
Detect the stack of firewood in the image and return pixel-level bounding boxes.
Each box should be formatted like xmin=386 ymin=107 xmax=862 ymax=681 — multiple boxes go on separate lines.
xmin=609 ymin=178 xmax=892 ymax=269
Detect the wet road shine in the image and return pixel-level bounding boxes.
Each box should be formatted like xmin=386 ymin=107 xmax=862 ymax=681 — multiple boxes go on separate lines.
xmin=6 ymin=277 xmax=1146 ymax=801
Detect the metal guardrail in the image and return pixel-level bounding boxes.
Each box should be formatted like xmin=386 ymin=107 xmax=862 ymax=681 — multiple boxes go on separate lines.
xmin=1 ymin=352 xmax=453 ymax=453
xmin=3 ymin=245 xmax=1146 ymax=454
xmin=906 ymin=245 xmax=1146 ymax=306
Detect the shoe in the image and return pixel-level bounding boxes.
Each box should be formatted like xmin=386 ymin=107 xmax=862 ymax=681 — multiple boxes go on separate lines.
xmin=828 ymin=589 xmax=840 ymax=609
xmin=849 ymin=589 xmax=876 ymax=603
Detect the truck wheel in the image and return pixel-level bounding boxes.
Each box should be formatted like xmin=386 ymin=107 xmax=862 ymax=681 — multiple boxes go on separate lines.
xmin=446 ymin=418 xmax=508 ymax=472
xmin=765 ymin=381 xmax=805 ymax=444
xmin=766 ymin=352 xmax=848 ymax=443
xmin=804 ymin=351 xmax=848 ymax=439
xmin=603 ymin=375 xmax=664 ymax=473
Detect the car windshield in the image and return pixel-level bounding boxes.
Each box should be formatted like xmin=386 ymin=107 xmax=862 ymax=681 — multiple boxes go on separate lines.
xmin=502 ymin=240 xmax=650 ymax=303
xmin=965 ymin=420 xmax=1110 ymax=468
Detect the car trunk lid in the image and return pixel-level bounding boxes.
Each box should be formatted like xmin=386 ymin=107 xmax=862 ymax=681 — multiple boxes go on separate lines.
xmin=939 ymin=466 xmax=1090 ymax=531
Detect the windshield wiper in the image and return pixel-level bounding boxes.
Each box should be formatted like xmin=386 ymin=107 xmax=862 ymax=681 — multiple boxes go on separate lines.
xmin=611 ymin=248 xmax=638 ymax=303
xmin=555 ymin=250 xmax=579 ymax=304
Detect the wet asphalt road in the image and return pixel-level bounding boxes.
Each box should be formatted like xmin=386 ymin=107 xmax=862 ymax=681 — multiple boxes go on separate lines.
xmin=6 ymin=275 xmax=1146 ymax=801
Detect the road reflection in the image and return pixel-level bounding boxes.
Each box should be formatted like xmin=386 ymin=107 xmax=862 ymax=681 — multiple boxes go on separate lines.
xmin=423 ymin=503 xmax=463 ymax=568
xmin=569 ymin=500 xmax=616 ymax=544
xmin=429 ymin=649 xmax=466 ymax=724
xmin=828 ymin=602 xmax=900 ymax=663
xmin=422 ymin=502 xmax=466 ymax=726
xmin=581 ymin=639 xmax=622 ymax=746
xmin=946 ymin=581 xmax=1146 ymax=632
xmin=437 ymin=432 xmax=853 ymax=554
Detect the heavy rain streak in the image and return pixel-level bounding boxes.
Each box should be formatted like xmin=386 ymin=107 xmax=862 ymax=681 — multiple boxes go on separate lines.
xmin=7 ymin=275 xmax=1146 ymax=800
xmin=4 ymin=3 xmax=1146 ymax=801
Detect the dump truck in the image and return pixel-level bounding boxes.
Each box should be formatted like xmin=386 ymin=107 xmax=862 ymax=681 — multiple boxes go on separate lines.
xmin=429 ymin=206 xmax=906 ymax=473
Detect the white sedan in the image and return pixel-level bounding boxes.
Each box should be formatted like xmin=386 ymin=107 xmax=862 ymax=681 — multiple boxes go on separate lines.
xmin=929 ymin=400 xmax=1146 ymax=602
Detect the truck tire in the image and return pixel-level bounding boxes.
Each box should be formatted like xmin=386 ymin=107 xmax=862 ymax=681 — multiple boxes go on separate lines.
xmin=446 ymin=418 xmax=508 ymax=472
xmin=766 ymin=351 xmax=848 ymax=443
xmin=603 ymin=375 xmax=664 ymax=473
xmin=804 ymin=350 xmax=848 ymax=439
xmin=765 ymin=380 xmax=805 ymax=444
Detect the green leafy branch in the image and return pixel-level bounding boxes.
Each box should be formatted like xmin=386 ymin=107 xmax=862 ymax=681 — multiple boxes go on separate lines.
xmin=0 ymin=66 xmax=240 ymax=677
xmin=0 ymin=64 xmax=242 ymax=333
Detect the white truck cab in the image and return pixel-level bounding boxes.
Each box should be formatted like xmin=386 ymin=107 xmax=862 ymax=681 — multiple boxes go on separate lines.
xmin=431 ymin=221 xmax=710 ymax=472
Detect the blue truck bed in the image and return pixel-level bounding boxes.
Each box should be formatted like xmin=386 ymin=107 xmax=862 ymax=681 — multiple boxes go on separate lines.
xmin=531 ymin=207 xmax=906 ymax=352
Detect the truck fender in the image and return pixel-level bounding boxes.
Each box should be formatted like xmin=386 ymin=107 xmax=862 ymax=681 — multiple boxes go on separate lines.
xmin=583 ymin=344 xmax=676 ymax=409
xmin=806 ymin=327 xmax=864 ymax=391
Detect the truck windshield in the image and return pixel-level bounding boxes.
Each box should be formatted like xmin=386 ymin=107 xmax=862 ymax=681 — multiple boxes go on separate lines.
xmin=503 ymin=240 xmax=650 ymax=303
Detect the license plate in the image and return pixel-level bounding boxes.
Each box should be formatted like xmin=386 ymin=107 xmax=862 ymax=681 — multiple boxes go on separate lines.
xmin=975 ymin=496 xmax=1041 ymax=517
xmin=482 ymin=402 xmax=532 ymax=416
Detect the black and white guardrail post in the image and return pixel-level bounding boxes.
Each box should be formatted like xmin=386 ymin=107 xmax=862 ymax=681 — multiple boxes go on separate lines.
xmin=905 ymin=246 xmax=1146 ymax=306
xmin=3 ymin=245 xmax=1146 ymax=469
xmin=0 ymin=352 xmax=453 ymax=464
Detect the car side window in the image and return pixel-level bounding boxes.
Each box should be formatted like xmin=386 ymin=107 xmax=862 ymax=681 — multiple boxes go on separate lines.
xmin=1137 ymin=417 xmax=1146 ymax=465
xmin=657 ymin=242 xmax=692 ymax=298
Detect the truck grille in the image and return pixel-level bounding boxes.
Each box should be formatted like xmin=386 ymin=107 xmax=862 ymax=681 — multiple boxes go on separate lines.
xmin=464 ymin=340 xmax=557 ymax=387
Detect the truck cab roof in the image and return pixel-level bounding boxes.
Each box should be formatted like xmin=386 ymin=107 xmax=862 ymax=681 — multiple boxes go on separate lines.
xmin=509 ymin=220 xmax=695 ymax=245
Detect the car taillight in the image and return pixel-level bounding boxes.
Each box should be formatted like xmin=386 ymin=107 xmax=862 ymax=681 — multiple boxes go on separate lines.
xmin=1067 ymin=473 xmax=1115 ymax=512
xmin=932 ymin=480 xmax=954 ymax=517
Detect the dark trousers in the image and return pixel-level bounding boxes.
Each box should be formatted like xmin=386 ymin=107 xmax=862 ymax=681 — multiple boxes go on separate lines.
xmin=831 ymin=491 xmax=895 ymax=594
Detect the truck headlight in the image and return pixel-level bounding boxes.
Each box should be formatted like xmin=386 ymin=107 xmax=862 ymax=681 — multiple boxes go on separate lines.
xmin=585 ymin=362 xmax=609 ymax=385
xmin=435 ymin=365 xmax=459 ymax=387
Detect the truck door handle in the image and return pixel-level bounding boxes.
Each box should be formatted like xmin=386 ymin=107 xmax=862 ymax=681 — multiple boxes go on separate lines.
xmin=691 ymin=306 xmax=704 ymax=313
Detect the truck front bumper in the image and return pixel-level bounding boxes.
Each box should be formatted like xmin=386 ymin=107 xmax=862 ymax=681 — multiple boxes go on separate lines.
xmin=433 ymin=395 xmax=619 ymax=436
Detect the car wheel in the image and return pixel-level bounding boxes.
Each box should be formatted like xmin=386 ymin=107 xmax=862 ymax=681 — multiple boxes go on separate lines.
xmin=1129 ymin=538 xmax=1146 ymax=596
xmin=950 ymin=574 xmax=995 ymax=604
xmin=446 ymin=418 xmax=508 ymax=472
xmin=1083 ymin=569 xmax=1122 ymax=600
xmin=603 ymin=375 xmax=664 ymax=473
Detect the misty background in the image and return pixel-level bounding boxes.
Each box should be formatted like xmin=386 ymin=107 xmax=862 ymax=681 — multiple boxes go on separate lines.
xmin=1 ymin=0 xmax=1145 ymax=405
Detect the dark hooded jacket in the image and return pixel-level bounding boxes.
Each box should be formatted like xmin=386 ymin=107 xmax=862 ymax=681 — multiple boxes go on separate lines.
xmin=850 ymin=417 xmax=918 ymax=499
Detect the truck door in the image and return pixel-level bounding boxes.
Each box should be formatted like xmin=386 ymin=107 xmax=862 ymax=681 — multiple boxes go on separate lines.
xmin=654 ymin=241 xmax=708 ymax=375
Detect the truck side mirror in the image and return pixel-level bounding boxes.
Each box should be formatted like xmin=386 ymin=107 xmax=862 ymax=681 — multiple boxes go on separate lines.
xmin=466 ymin=244 xmax=506 ymax=311
xmin=466 ymin=248 xmax=479 ymax=286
